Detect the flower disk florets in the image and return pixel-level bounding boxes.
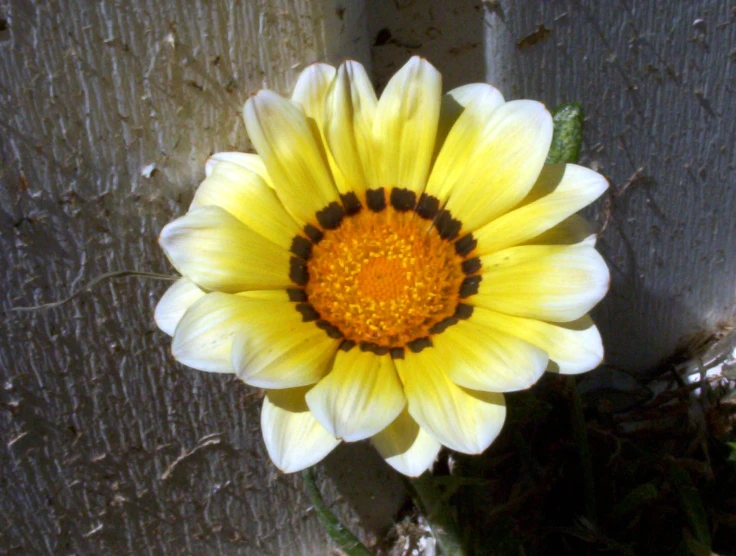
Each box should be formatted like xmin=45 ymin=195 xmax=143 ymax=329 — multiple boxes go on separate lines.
xmin=306 ymin=204 xmax=464 ymax=348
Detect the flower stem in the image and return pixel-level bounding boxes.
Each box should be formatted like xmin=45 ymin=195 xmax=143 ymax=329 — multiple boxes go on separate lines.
xmin=302 ymin=467 xmax=373 ymax=556
xmin=569 ymin=376 xmax=597 ymax=523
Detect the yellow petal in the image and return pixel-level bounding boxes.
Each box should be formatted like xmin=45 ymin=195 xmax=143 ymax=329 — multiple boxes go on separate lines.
xmin=171 ymin=292 xmax=251 ymax=373
xmin=244 ymin=90 xmax=339 ymax=226
xmin=373 ymin=56 xmax=441 ymax=194
xmin=292 ymin=62 xmax=352 ymax=196
xmin=432 ymin=83 xmax=505 ymax=181
xmin=371 ymin=409 xmax=441 ymax=477
xmin=431 ymin=100 xmax=553 ymax=232
xmin=204 ymin=152 xmax=272 ymax=188
xmin=446 ymin=83 xmax=505 ymax=109
xmin=291 ymin=63 xmax=336 ymax=122
xmin=474 ymin=163 xmax=608 ymax=255
xmin=191 ymin=160 xmax=300 ymax=250
xmin=432 ymin=317 xmax=548 ymax=392
xmin=395 ymin=348 xmax=506 ymax=454
xmin=469 ymin=308 xmax=604 ymax=374
xmin=231 ymin=293 xmax=340 ymax=388
xmin=154 ymin=278 xmax=205 ymax=336
xmin=524 ymin=214 xmax=597 ymax=247
xmin=262 ymin=387 xmax=340 ymax=473
xmin=306 ymin=350 xmax=405 ymax=441
xmin=475 ymin=244 xmax=609 ymax=322
xmin=159 ymin=206 xmax=291 ymax=293
xmin=324 ymin=60 xmax=379 ymax=196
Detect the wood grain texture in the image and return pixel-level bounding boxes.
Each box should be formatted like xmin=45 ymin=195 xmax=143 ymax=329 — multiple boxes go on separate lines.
xmin=0 ymin=0 xmax=381 ymax=554
xmin=484 ymin=0 xmax=736 ymax=370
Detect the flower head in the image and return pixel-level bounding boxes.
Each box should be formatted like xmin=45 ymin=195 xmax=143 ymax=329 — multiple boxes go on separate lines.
xmin=156 ymin=57 xmax=609 ymax=476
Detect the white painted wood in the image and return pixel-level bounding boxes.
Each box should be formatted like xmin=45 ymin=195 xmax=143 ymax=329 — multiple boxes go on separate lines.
xmin=0 ymin=0 xmax=378 ymax=553
xmin=481 ymin=0 xmax=736 ymax=371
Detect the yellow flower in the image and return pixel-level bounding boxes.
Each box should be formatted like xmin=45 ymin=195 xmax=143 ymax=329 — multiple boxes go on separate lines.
xmin=155 ymin=57 xmax=609 ymax=476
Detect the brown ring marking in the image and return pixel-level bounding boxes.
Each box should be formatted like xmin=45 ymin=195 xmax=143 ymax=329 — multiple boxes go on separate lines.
xmin=359 ymin=341 xmax=389 ymax=355
xmin=289 ymin=257 xmax=309 ymax=285
xmin=459 ymin=275 xmax=481 ymax=298
xmin=316 ymin=201 xmax=345 ymax=230
xmin=340 ymin=192 xmax=362 ymax=216
xmin=287 ymin=288 xmax=308 ymax=302
xmin=316 ymin=319 xmax=343 ymax=339
xmin=366 ymin=188 xmax=387 ymax=212
xmin=435 ymin=209 xmax=462 ymax=241
xmin=416 ymin=193 xmax=440 ymax=220
xmin=453 ymin=303 xmax=474 ymax=320
xmin=390 ymin=347 xmax=405 ymax=359
xmin=407 ymin=337 xmax=433 ymax=353
xmin=290 ymin=236 xmax=312 ymax=260
xmin=455 ymin=233 xmax=477 ymax=257
xmin=339 ymin=339 xmax=356 ymax=351
xmin=303 ymin=224 xmax=324 ymax=243
xmin=429 ymin=316 xmax=459 ymax=335
xmin=461 ymin=257 xmax=481 ymax=275
xmin=390 ymin=188 xmax=417 ymax=212
xmin=295 ymin=302 xmax=320 ymax=322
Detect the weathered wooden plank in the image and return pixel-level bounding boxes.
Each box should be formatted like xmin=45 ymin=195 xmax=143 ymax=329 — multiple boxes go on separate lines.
xmin=484 ymin=0 xmax=736 ymax=371
xmin=0 ymin=1 xmax=373 ymax=553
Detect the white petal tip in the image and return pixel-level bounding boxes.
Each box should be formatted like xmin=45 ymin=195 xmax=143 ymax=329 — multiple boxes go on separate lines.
xmin=154 ymin=279 xmax=205 ymax=336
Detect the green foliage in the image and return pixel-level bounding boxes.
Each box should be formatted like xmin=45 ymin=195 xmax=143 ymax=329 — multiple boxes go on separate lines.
xmin=302 ymin=467 xmax=373 ymax=556
xmin=546 ymin=103 xmax=584 ymax=165
xmin=415 ymin=370 xmax=736 ymax=555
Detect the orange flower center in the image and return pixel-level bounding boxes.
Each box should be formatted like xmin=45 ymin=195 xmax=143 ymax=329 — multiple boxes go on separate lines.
xmin=305 ymin=208 xmax=465 ymax=348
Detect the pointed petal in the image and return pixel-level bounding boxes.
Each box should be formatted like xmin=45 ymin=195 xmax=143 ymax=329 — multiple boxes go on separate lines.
xmin=231 ymin=294 xmax=340 ymax=388
xmin=395 ymin=348 xmax=506 ymax=454
xmin=432 ymin=317 xmax=548 ymax=392
xmin=292 ymin=62 xmax=353 ymax=195
xmin=475 ymin=244 xmax=610 ymax=322
xmin=470 ymin=308 xmax=604 ymax=374
xmin=291 ymin=63 xmax=336 ymax=121
xmin=306 ymin=350 xmax=405 ymax=441
xmin=262 ymin=387 xmax=340 ymax=473
xmin=154 ymin=278 xmax=205 ymax=336
xmin=474 ymin=163 xmax=608 ymax=254
xmin=159 ymin=206 xmax=291 ymax=293
xmin=373 ymin=56 xmax=441 ymax=194
xmin=204 ymin=152 xmax=272 ymax=188
xmin=430 ymin=100 xmax=552 ymax=232
xmin=324 ymin=60 xmax=379 ymax=196
xmin=371 ymin=410 xmax=441 ymax=477
xmin=446 ymin=83 xmax=505 ymax=109
xmin=432 ymin=83 xmax=505 ymax=178
xmin=171 ymin=292 xmax=252 ymax=373
xmin=244 ymin=90 xmax=339 ymax=226
xmin=191 ymin=160 xmax=301 ymax=250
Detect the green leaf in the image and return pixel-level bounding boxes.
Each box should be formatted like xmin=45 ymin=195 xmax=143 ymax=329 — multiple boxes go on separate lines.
xmin=669 ymin=465 xmax=712 ymax=549
xmin=609 ymin=482 xmax=659 ymax=526
xmin=546 ymin=103 xmax=584 ymax=165
xmin=677 ymin=532 xmax=713 ymax=556
xmin=302 ymin=467 xmax=373 ymax=556
xmin=728 ymin=441 xmax=736 ymax=464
